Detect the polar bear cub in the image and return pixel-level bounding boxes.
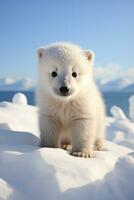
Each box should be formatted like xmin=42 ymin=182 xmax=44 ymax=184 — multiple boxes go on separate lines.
xmin=37 ymin=42 xmax=105 ymax=158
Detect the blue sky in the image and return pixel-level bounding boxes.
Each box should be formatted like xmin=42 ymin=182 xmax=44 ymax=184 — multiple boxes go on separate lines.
xmin=0 ymin=0 xmax=134 ymax=78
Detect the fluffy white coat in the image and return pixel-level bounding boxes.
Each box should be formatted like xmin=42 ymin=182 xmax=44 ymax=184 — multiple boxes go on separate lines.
xmin=37 ymin=42 xmax=105 ymax=157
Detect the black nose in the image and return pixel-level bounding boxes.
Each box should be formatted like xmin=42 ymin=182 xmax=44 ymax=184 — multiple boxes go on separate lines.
xmin=59 ymin=86 xmax=70 ymax=95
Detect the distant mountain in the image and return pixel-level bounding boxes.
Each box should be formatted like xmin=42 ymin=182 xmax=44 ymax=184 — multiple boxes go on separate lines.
xmin=122 ymin=83 xmax=134 ymax=92
xmin=0 ymin=76 xmax=134 ymax=92
xmin=0 ymin=77 xmax=36 ymax=91
xmin=99 ymin=78 xmax=134 ymax=92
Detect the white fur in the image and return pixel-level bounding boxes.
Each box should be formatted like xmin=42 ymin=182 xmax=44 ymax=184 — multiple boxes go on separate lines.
xmin=37 ymin=42 xmax=105 ymax=157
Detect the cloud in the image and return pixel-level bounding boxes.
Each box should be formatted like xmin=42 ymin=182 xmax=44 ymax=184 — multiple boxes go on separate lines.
xmin=0 ymin=77 xmax=36 ymax=91
xmin=121 ymin=68 xmax=134 ymax=82
xmin=94 ymin=63 xmax=122 ymax=83
xmin=94 ymin=63 xmax=134 ymax=84
xmin=93 ymin=63 xmax=134 ymax=91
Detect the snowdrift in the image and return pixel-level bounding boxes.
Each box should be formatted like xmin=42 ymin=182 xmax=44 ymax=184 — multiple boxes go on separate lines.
xmin=0 ymin=93 xmax=134 ymax=200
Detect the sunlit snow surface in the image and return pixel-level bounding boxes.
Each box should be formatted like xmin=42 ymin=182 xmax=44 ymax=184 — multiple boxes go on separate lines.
xmin=0 ymin=93 xmax=134 ymax=200
xmin=12 ymin=93 xmax=28 ymax=105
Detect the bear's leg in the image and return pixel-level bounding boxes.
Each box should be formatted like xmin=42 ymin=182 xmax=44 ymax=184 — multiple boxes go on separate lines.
xmin=61 ymin=138 xmax=71 ymax=150
xmin=94 ymin=138 xmax=104 ymax=151
xmin=71 ymin=119 xmax=96 ymax=158
xmin=94 ymin=122 xmax=105 ymax=151
xmin=39 ymin=115 xmax=60 ymax=148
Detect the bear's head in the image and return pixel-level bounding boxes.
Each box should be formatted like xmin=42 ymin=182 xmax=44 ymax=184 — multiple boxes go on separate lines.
xmin=37 ymin=42 xmax=95 ymax=101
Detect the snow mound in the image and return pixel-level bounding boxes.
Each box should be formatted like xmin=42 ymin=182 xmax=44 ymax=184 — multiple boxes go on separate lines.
xmin=62 ymin=152 xmax=134 ymax=200
xmin=0 ymin=94 xmax=134 ymax=199
xmin=12 ymin=93 xmax=28 ymax=105
xmin=129 ymin=95 xmax=134 ymax=122
xmin=107 ymin=103 xmax=134 ymax=150
xmin=0 ymin=140 xmax=132 ymax=200
xmin=0 ymin=101 xmax=39 ymax=134
xmin=0 ymin=129 xmax=39 ymax=145
xmin=110 ymin=106 xmax=127 ymax=120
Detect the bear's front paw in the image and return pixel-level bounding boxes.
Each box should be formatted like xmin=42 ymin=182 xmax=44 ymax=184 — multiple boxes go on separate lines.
xmin=94 ymin=139 xmax=104 ymax=151
xmin=61 ymin=143 xmax=70 ymax=150
xmin=70 ymin=151 xmax=92 ymax=158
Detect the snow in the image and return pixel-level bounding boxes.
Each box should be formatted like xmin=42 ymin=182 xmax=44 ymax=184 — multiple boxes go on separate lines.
xmin=99 ymin=78 xmax=132 ymax=92
xmin=110 ymin=106 xmax=127 ymax=120
xmin=129 ymin=95 xmax=134 ymax=122
xmin=0 ymin=94 xmax=134 ymax=199
xmin=12 ymin=93 xmax=28 ymax=105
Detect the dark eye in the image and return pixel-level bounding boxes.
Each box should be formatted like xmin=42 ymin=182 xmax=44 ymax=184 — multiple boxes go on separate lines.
xmin=72 ymin=72 xmax=77 ymax=78
xmin=51 ymin=71 xmax=57 ymax=77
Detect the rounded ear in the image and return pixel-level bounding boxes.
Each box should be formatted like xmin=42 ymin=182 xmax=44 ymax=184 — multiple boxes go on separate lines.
xmin=85 ymin=50 xmax=95 ymax=62
xmin=37 ymin=47 xmax=45 ymax=59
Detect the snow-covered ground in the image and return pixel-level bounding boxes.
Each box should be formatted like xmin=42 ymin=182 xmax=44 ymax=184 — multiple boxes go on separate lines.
xmin=0 ymin=93 xmax=134 ymax=200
